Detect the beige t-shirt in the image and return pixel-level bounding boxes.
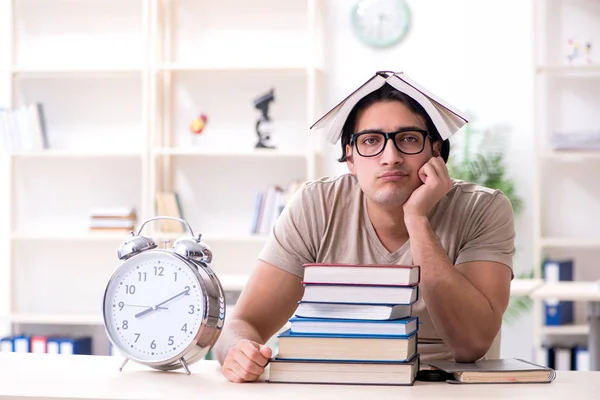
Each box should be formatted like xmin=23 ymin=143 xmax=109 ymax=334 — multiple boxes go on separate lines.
xmin=258 ymin=173 xmax=515 ymax=361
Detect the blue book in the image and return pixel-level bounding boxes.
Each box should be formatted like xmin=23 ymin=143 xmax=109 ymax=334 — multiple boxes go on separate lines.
xmin=289 ymin=316 xmax=418 ymax=336
xmin=543 ymin=259 xmax=574 ymax=326
xmin=59 ymin=337 xmax=92 ymax=355
xmin=0 ymin=336 xmax=13 ymax=352
xmin=12 ymin=335 xmax=30 ymax=353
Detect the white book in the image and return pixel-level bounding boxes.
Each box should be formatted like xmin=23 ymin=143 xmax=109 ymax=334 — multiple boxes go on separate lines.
xmin=310 ymin=71 xmax=468 ymax=144
xmin=302 ymin=284 xmax=418 ymax=305
xmin=295 ymin=301 xmax=412 ymax=320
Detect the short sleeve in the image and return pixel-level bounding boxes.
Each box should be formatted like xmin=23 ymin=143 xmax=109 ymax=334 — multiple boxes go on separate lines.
xmin=257 ymin=183 xmax=321 ymax=278
xmin=455 ymin=192 xmax=515 ymax=275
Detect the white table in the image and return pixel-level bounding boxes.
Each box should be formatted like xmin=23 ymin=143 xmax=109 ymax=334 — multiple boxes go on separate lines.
xmin=530 ymin=281 xmax=600 ymax=370
xmin=0 ymin=353 xmax=598 ymax=400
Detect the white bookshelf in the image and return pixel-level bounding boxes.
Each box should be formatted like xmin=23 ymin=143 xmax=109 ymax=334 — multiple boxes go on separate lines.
xmin=1 ymin=0 xmax=325 ymax=355
xmin=532 ymin=0 xmax=600 ymax=367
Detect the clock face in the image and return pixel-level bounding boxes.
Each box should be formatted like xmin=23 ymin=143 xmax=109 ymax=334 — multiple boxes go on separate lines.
xmin=103 ymin=250 xmax=205 ymax=364
xmin=351 ymin=0 xmax=411 ymax=48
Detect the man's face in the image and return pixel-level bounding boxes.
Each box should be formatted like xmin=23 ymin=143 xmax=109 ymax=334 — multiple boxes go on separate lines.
xmin=346 ymin=101 xmax=440 ymax=207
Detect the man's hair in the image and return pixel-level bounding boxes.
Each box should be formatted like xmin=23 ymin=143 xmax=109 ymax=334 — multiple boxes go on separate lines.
xmin=337 ymin=83 xmax=450 ymax=163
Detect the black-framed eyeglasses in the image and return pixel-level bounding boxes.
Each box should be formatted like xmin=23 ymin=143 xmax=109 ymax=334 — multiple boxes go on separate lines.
xmin=350 ymin=128 xmax=429 ymax=157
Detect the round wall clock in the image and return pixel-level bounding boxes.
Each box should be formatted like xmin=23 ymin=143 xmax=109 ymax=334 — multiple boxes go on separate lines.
xmin=351 ymin=0 xmax=412 ymax=49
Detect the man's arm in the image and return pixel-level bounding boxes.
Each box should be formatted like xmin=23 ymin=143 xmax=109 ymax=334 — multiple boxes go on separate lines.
xmin=213 ymin=260 xmax=304 ymax=380
xmin=406 ymin=215 xmax=511 ymax=362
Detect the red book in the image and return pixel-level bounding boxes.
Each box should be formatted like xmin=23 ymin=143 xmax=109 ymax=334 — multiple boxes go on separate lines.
xmin=302 ymin=263 xmax=420 ymax=286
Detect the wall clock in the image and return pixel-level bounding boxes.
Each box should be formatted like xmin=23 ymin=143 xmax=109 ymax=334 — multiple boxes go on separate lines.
xmin=351 ymin=0 xmax=412 ymax=49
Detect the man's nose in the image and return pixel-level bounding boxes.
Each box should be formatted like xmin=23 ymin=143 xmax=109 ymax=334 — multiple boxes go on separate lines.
xmin=380 ymin=138 xmax=404 ymax=165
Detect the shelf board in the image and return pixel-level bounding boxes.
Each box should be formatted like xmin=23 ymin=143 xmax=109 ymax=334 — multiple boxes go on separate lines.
xmin=11 ymin=150 xmax=143 ymax=159
xmin=11 ymin=231 xmax=132 ymax=241
xmin=6 ymin=313 xmax=104 ymax=325
xmin=157 ymin=63 xmax=320 ymax=73
xmin=530 ymin=281 xmax=600 ymax=301
xmin=539 ymin=324 xmax=590 ymax=335
xmin=536 ymin=64 xmax=600 ymax=75
xmin=540 ymin=150 xmax=600 ymax=161
xmin=12 ymin=66 xmax=142 ymax=76
xmin=155 ymin=147 xmax=307 ymax=158
xmin=539 ymin=237 xmax=600 ymax=248
xmin=510 ymin=278 xmax=543 ymax=296
xmin=153 ymin=232 xmax=267 ymax=243
xmin=219 ymin=274 xmax=250 ymax=292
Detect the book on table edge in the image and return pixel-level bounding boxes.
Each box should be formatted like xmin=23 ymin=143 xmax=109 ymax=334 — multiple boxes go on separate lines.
xmin=426 ymin=358 xmax=556 ymax=384
xmin=302 ymin=263 xmax=420 ymax=286
xmin=267 ymin=354 xmax=420 ymax=386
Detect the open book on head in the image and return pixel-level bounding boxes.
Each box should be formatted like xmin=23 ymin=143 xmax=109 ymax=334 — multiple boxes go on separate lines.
xmin=426 ymin=358 xmax=556 ymax=384
xmin=310 ymin=71 xmax=469 ymax=144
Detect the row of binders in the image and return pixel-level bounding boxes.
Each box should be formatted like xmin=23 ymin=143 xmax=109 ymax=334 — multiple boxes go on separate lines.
xmin=268 ymin=263 xmax=420 ymax=386
xmin=250 ymin=181 xmax=304 ymax=235
xmin=0 ymin=103 xmax=49 ymax=152
xmin=1 ymin=335 xmax=92 ymax=355
xmin=538 ymin=345 xmax=590 ymax=371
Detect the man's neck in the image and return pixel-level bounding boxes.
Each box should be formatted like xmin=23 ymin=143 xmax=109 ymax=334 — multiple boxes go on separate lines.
xmin=366 ymin=199 xmax=410 ymax=252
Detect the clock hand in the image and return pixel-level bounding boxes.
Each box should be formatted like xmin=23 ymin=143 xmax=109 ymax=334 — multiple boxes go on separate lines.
xmin=134 ymin=288 xmax=189 ymax=318
xmin=124 ymin=304 xmax=168 ymax=310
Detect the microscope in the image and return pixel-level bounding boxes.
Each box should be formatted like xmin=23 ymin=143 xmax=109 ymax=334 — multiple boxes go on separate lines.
xmin=254 ymin=88 xmax=275 ymax=149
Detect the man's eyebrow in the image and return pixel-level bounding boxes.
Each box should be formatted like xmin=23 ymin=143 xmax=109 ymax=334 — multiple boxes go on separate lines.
xmin=355 ymin=126 xmax=425 ymax=135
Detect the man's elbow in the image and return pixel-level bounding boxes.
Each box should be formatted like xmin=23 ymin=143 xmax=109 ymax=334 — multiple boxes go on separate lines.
xmin=451 ymin=337 xmax=493 ymax=363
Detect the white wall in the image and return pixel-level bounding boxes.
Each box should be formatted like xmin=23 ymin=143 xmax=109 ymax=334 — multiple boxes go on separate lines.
xmin=320 ymin=0 xmax=535 ymax=359
xmin=0 ymin=0 xmax=536 ymax=356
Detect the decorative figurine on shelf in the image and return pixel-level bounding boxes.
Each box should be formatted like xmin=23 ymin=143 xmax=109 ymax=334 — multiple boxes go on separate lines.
xmin=566 ymin=38 xmax=593 ymax=65
xmin=190 ymin=114 xmax=208 ymax=135
xmin=254 ymin=88 xmax=275 ymax=149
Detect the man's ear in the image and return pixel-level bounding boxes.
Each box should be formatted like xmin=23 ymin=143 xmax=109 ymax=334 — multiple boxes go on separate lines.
xmin=432 ymin=140 xmax=442 ymax=157
xmin=346 ymin=144 xmax=356 ymax=175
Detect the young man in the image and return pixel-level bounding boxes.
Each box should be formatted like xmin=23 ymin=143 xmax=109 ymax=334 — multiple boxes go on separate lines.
xmin=214 ymin=75 xmax=515 ymax=383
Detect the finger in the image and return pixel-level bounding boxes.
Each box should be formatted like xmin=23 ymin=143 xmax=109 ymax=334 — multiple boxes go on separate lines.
xmin=221 ymin=366 xmax=246 ymax=383
xmin=228 ymin=358 xmax=261 ymax=382
xmin=234 ymin=348 xmax=267 ymax=376
xmin=259 ymin=344 xmax=273 ymax=360
xmin=419 ymin=161 xmax=438 ymax=183
xmin=429 ymin=156 xmax=449 ymax=181
xmin=239 ymin=341 xmax=270 ymax=367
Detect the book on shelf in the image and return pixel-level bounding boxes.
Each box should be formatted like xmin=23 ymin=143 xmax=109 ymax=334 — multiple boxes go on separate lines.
xmin=539 ymin=345 xmax=590 ymax=371
xmin=275 ymin=329 xmax=417 ymax=362
xmin=295 ymin=301 xmax=412 ymax=320
xmin=89 ymin=206 xmax=137 ymax=232
xmin=1 ymin=335 xmax=93 ymax=355
xmin=268 ymin=354 xmax=419 ymax=386
xmin=155 ymin=191 xmax=185 ymax=232
xmin=303 ymin=263 xmax=420 ymax=286
xmin=250 ymin=180 xmax=304 ymax=235
xmin=0 ymin=103 xmax=49 ymax=153
xmin=310 ymin=71 xmax=468 ymax=144
xmin=302 ymin=283 xmax=418 ymax=305
xmin=289 ymin=316 xmax=418 ymax=336
xmin=426 ymin=358 xmax=556 ymax=384
xmin=543 ymin=259 xmax=574 ymax=326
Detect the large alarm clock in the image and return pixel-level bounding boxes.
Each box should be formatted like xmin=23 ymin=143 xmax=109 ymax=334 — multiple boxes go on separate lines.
xmin=102 ymin=216 xmax=225 ymax=375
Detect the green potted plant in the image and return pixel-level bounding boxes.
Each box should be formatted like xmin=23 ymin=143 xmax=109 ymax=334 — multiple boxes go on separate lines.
xmin=447 ymin=115 xmax=530 ymax=324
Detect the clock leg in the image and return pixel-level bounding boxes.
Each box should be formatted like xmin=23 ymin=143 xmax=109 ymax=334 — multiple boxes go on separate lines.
xmin=119 ymin=358 xmax=129 ymax=372
xmin=180 ymin=357 xmax=191 ymax=375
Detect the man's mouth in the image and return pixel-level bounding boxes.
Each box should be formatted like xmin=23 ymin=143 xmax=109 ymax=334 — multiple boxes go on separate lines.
xmin=378 ymin=171 xmax=408 ymax=181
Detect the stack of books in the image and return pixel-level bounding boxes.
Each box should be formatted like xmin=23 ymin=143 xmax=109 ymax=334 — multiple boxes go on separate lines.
xmin=268 ymin=263 xmax=420 ymax=386
xmin=89 ymin=207 xmax=137 ymax=233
